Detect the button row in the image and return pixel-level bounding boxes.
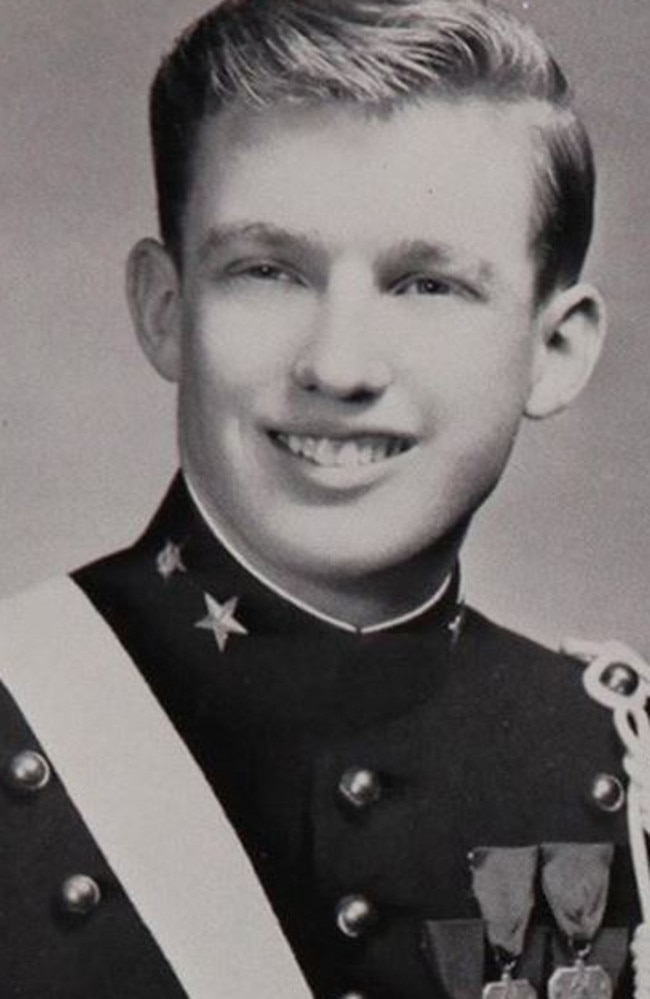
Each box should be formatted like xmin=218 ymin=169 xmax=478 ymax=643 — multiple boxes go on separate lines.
xmin=337 ymin=764 xmax=626 ymax=815
xmin=7 ymin=752 xmax=624 ymax=819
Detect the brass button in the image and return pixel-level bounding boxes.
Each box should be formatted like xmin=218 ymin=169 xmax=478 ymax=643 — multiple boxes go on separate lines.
xmin=338 ymin=768 xmax=381 ymax=809
xmin=5 ymin=750 xmax=51 ymax=792
xmin=335 ymin=894 xmax=376 ymax=938
xmin=600 ymin=662 xmax=640 ymax=697
xmin=338 ymin=993 xmax=366 ymax=999
xmin=590 ymin=773 xmax=625 ymax=812
xmin=60 ymin=874 xmax=102 ymax=915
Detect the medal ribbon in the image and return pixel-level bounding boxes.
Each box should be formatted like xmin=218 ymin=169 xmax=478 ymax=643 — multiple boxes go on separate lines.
xmin=540 ymin=843 xmax=614 ymax=944
xmin=470 ymin=846 xmax=539 ymax=959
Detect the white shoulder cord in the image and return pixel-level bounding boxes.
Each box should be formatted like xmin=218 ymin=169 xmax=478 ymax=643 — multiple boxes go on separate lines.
xmin=563 ymin=638 xmax=650 ymax=998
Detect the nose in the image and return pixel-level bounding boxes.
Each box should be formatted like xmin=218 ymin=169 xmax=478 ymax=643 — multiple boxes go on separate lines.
xmin=291 ymin=296 xmax=392 ymax=403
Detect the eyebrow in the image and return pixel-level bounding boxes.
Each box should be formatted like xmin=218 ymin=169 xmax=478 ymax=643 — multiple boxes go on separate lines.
xmin=198 ymin=222 xmax=327 ymax=263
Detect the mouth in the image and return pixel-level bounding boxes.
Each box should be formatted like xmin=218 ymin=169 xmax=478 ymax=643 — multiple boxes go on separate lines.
xmin=269 ymin=431 xmax=415 ymax=468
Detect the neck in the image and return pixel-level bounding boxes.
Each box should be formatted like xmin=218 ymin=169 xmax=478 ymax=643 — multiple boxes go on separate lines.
xmin=186 ymin=477 xmax=466 ymax=629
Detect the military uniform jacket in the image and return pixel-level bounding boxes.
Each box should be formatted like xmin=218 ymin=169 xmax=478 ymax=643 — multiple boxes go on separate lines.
xmin=0 ymin=477 xmax=640 ymax=998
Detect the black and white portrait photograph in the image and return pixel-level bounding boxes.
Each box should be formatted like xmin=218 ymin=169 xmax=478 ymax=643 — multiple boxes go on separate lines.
xmin=0 ymin=1 xmax=649 ymax=996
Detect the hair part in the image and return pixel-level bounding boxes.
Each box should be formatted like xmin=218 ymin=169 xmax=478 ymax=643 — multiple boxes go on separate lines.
xmin=150 ymin=0 xmax=595 ymax=301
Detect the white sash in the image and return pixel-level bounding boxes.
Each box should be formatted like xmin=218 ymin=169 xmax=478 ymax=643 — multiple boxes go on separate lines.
xmin=0 ymin=576 xmax=311 ymax=999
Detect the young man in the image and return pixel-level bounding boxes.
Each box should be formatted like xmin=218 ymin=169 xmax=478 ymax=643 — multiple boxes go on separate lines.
xmin=0 ymin=1 xmax=648 ymax=997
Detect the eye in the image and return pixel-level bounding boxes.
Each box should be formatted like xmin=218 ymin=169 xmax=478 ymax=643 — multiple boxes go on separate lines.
xmin=227 ymin=260 xmax=303 ymax=285
xmin=393 ymin=275 xmax=453 ymax=297
xmin=245 ymin=263 xmax=289 ymax=281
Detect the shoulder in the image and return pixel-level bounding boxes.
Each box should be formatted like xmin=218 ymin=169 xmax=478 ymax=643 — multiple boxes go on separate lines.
xmin=460 ymin=606 xmax=649 ymax=735
xmin=460 ymin=605 xmax=610 ymax=712
xmin=462 ymin=604 xmax=578 ymax=669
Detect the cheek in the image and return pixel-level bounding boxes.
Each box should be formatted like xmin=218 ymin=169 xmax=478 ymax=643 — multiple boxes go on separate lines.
xmin=180 ymin=323 xmax=266 ymax=410
xmin=405 ymin=328 xmax=534 ymax=447
xmin=183 ymin=294 xmax=305 ymax=392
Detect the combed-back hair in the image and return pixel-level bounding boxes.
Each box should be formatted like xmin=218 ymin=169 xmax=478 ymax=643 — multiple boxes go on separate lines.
xmin=150 ymin=0 xmax=594 ymax=302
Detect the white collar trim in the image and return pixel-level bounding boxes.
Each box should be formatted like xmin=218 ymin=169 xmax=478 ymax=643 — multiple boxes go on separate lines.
xmin=184 ymin=473 xmax=451 ymax=635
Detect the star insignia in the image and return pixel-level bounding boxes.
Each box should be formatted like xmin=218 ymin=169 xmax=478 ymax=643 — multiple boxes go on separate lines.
xmin=195 ymin=593 xmax=248 ymax=653
xmin=156 ymin=540 xmax=186 ymax=580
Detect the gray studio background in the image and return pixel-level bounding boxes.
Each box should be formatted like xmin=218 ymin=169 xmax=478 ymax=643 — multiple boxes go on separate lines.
xmin=1 ymin=0 xmax=649 ymax=649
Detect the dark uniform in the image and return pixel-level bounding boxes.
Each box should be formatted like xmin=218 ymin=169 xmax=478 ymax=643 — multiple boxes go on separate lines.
xmin=0 ymin=476 xmax=639 ymax=997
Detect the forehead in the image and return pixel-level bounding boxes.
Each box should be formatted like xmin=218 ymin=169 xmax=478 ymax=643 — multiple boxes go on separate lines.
xmin=185 ymin=95 xmax=538 ymax=282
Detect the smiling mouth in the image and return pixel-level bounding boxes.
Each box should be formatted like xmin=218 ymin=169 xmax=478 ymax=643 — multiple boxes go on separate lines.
xmin=270 ymin=432 xmax=415 ymax=468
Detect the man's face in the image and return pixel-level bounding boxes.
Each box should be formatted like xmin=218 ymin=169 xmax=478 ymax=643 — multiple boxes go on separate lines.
xmin=173 ymin=97 xmax=545 ymax=584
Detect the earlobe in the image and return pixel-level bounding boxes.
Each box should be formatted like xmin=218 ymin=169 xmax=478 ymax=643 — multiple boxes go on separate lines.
xmin=126 ymin=238 xmax=183 ymax=382
xmin=525 ymin=283 xmax=606 ymax=420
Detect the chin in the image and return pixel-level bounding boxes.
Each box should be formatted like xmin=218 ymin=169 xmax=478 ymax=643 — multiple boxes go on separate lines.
xmin=265 ymin=526 xmax=443 ymax=583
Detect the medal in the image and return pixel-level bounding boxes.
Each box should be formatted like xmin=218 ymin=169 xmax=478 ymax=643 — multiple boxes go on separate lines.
xmin=469 ymin=846 xmax=539 ymax=999
xmin=483 ymin=960 xmax=538 ymax=999
xmin=541 ymin=844 xmax=614 ymax=999
xmin=547 ymin=952 xmax=612 ymax=999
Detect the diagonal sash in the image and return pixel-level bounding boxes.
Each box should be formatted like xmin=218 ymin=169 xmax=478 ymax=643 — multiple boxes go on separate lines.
xmin=0 ymin=576 xmax=310 ymax=999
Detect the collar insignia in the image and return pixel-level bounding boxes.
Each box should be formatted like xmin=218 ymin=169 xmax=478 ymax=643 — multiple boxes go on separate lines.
xmin=448 ymin=601 xmax=466 ymax=647
xmin=195 ymin=593 xmax=248 ymax=653
xmin=156 ymin=540 xmax=186 ymax=580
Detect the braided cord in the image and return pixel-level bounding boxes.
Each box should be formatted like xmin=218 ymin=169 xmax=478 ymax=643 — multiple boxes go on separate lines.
xmin=563 ymin=639 xmax=650 ymax=998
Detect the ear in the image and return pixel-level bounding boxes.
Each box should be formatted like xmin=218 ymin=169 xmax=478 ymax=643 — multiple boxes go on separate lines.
xmin=525 ymin=282 xmax=606 ymax=420
xmin=126 ymin=238 xmax=183 ymax=382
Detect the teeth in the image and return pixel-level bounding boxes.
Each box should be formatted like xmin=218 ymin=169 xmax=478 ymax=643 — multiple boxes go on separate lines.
xmin=314 ymin=438 xmax=338 ymax=465
xmin=337 ymin=441 xmax=359 ymax=467
xmin=301 ymin=437 xmax=317 ymax=459
xmin=276 ymin=433 xmax=410 ymax=468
